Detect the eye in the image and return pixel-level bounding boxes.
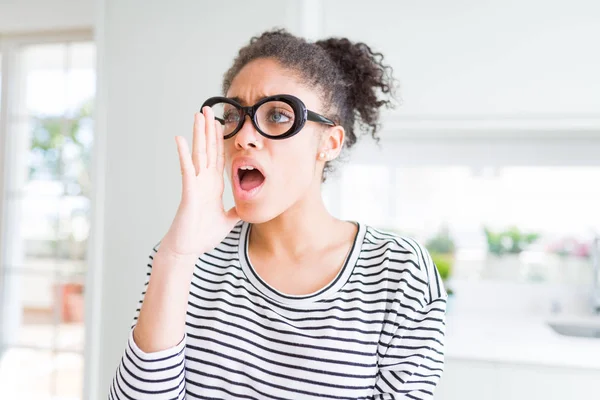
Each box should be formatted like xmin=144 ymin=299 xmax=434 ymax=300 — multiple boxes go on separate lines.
xmin=223 ymin=109 xmax=240 ymax=124
xmin=267 ymin=108 xmax=293 ymax=124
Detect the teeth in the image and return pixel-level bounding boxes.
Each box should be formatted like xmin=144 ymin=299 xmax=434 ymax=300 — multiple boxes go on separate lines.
xmin=240 ymin=166 xmax=255 ymax=170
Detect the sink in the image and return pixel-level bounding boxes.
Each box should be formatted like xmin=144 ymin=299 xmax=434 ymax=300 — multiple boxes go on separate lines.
xmin=549 ymin=322 xmax=600 ymax=339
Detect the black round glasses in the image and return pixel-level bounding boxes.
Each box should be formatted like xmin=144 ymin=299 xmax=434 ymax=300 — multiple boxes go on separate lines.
xmin=201 ymin=94 xmax=336 ymax=140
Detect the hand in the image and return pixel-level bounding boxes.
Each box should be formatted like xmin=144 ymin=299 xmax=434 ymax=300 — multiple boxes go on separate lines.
xmin=159 ymin=107 xmax=239 ymax=260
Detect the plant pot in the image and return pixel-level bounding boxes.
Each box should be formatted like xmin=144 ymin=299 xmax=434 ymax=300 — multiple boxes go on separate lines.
xmin=55 ymin=282 xmax=85 ymax=323
xmin=483 ymin=254 xmax=522 ymax=281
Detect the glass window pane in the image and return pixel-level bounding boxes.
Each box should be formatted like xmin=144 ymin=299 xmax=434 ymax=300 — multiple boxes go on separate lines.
xmin=66 ymin=42 xmax=96 ymax=116
xmin=0 ymin=348 xmax=52 ymax=398
xmin=0 ymin=349 xmax=82 ymax=399
xmin=335 ymin=165 xmax=599 ymax=285
xmin=55 ymin=352 xmax=84 ymax=398
xmin=1 ymin=39 xmax=94 ymax=400
xmin=21 ymin=44 xmax=68 ymax=116
xmin=1 ymin=269 xmax=85 ymax=351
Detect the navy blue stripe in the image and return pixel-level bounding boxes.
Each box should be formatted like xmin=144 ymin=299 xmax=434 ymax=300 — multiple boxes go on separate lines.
xmin=117 ymin=364 xmax=183 ymax=395
xmin=185 ymin=312 xmax=380 ymax=356
xmin=361 ymin=241 xmax=412 ymax=255
xmin=354 ymin=258 xmax=426 ymax=285
xmin=194 ymin=269 xmax=425 ymax=315
xmin=390 ymin=370 xmax=406 ymax=384
xmin=115 ymin=373 xmax=135 ymax=400
xmin=125 ymin=347 xmax=184 ymax=373
xmin=186 ymin=364 xmax=362 ymax=400
xmin=366 ymin=229 xmax=410 ymax=252
xmin=185 ymin=378 xmax=261 ymax=400
xmin=399 ymin=238 xmax=430 ymax=298
xmin=386 ymin=344 xmax=444 ymax=357
xmin=379 ymin=372 xmax=399 ymax=392
xmin=347 ymin=275 xmax=427 ymax=298
xmin=127 ymin=339 xmax=184 ymax=363
xmin=338 ymin=287 xmax=425 ymax=308
xmin=190 ymin=273 xmax=430 ymax=321
xmin=121 ymin=357 xmax=184 ymax=384
xmin=187 ymin=351 xmax=373 ymax=391
xmin=201 ymin=252 xmax=239 ymax=264
xmin=187 ymin=289 xmax=438 ymax=341
xmin=186 ymin=336 xmax=376 ymax=379
xmin=359 ymin=248 xmax=413 ymax=260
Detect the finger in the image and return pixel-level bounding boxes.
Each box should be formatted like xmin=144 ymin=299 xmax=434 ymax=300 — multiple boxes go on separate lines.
xmin=192 ymin=112 xmax=206 ymax=174
xmin=175 ymin=136 xmax=195 ymax=189
xmin=204 ymin=106 xmax=218 ymax=168
xmin=215 ymin=120 xmax=225 ymax=172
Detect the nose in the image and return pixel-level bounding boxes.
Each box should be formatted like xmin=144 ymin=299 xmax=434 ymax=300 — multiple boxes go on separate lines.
xmin=234 ymin=115 xmax=263 ymax=150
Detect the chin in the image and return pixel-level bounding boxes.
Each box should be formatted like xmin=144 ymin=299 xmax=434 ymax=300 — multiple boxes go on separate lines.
xmin=233 ymin=201 xmax=280 ymax=224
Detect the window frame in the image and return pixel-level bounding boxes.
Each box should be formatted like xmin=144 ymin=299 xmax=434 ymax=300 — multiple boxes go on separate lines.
xmin=0 ymin=28 xmax=93 ymax=398
xmin=324 ymin=127 xmax=600 ymax=285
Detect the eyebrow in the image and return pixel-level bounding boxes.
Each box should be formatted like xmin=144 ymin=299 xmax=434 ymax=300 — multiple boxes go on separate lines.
xmin=229 ymin=95 xmax=270 ymax=106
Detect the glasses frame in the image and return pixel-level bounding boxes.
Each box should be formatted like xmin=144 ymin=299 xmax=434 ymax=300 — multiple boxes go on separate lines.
xmin=201 ymin=94 xmax=336 ymax=140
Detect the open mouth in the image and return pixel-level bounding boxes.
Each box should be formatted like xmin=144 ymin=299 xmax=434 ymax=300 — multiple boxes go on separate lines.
xmin=238 ymin=166 xmax=265 ymax=192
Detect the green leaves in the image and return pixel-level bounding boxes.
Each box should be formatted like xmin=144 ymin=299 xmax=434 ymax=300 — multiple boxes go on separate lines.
xmin=484 ymin=226 xmax=540 ymax=255
xmin=29 ymin=99 xmax=94 ymax=189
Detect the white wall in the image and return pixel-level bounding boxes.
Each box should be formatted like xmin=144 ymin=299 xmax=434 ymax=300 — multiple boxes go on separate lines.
xmin=91 ymin=1 xmax=303 ymax=398
xmin=91 ymin=1 xmax=600 ymax=399
xmin=323 ymin=0 xmax=600 ymax=119
xmin=0 ymin=0 xmax=93 ymax=33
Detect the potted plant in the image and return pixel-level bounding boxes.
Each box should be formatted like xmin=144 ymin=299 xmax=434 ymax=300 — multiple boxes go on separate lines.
xmin=483 ymin=226 xmax=540 ymax=280
xmin=426 ymin=225 xmax=456 ymax=298
xmin=57 ymin=281 xmax=85 ymax=323
xmin=546 ymin=236 xmax=593 ymax=284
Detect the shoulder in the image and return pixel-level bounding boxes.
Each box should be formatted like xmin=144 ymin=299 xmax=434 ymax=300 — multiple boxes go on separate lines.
xmin=360 ymin=224 xmax=446 ymax=303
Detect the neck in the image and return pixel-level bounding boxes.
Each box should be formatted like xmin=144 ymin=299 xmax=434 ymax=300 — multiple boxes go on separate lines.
xmin=249 ymin=181 xmax=340 ymax=259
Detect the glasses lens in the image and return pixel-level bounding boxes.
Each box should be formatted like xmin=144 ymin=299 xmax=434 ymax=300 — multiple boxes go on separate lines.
xmin=210 ymin=102 xmax=242 ymax=136
xmin=256 ymin=100 xmax=296 ymax=136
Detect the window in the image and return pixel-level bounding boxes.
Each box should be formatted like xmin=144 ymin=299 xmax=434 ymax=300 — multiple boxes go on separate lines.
xmin=324 ymin=142 xmax=600 ymax=287
xmin=0 ymin=35 xmax=95 ymax=400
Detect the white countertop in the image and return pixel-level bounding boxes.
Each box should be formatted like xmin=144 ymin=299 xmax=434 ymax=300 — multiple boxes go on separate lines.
xmin=444 ymin=313 xmax=600 ymax=370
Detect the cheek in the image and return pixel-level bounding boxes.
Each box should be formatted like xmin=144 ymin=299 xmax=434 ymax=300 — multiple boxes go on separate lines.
xmin=272 ymin=138 xmax=317 ymax=185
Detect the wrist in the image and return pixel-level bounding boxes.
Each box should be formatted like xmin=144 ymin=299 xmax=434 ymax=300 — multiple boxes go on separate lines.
xmin=153 ymin=248 xmax=198 ymax=271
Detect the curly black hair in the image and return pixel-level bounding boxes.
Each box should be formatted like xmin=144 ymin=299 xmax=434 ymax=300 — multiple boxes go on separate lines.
xmin=222 ymin=28 xmax=397 ymax=179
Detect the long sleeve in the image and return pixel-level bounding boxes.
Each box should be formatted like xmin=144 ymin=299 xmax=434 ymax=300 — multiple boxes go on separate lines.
xmin=109 ymin=245 xmax=187 ymax=400
xmin=373 ymin=238 xmax=448 ymax=400
xmin=373 ymin=297 xmax=447 ymax=400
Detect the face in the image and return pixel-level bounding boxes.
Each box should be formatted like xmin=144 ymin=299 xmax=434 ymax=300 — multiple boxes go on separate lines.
xmin=224 ymin=58 xmax=342 ymax=223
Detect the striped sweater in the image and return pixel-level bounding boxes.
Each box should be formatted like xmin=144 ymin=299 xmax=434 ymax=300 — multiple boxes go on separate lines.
xmin=110 ymin=221 xmax=447 ymax=400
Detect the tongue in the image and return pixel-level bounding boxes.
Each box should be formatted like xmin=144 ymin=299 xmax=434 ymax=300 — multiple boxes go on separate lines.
xmin=240 ymin=170 xmax=265 ymax=191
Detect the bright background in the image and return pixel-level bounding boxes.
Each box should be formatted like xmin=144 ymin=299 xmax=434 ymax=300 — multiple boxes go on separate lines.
xmin=0 ymin=1 xmax=599 ymax=399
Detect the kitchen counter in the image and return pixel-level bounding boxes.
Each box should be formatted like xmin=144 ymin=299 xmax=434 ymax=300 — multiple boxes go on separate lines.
xmin=445 ymin=314 xmax=600 ymax=370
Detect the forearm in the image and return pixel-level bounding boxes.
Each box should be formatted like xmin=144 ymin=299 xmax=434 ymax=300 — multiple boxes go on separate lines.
xmin=133 ymin=249 xmax=196 ymax=352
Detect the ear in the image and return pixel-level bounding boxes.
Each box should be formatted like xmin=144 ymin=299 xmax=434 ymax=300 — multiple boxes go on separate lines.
xmin=317 ymin=125 xmax=345 ymax=161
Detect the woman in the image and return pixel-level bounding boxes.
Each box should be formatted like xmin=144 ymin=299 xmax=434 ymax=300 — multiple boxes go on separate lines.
xmin=110 ymin=29 xmax=447 ymax=400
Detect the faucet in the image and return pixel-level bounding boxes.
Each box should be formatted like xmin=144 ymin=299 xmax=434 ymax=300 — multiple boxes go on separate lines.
xmin=593 ymin=236 xmax=600 ymax=315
